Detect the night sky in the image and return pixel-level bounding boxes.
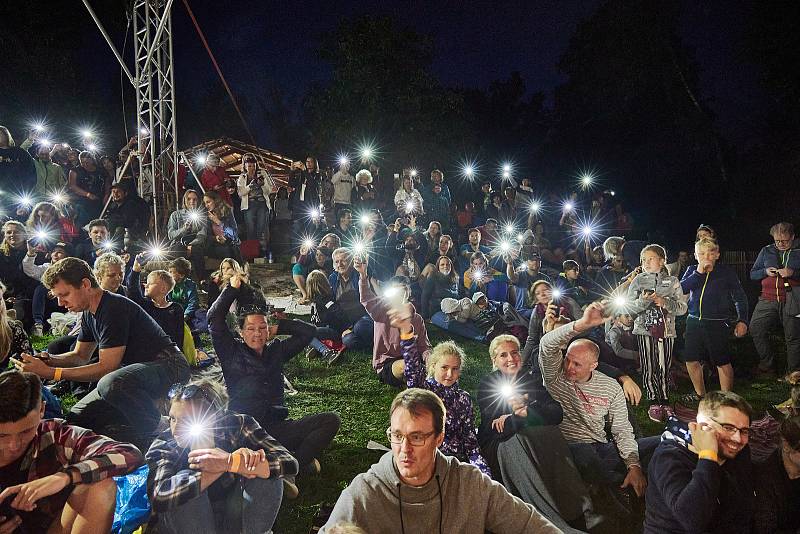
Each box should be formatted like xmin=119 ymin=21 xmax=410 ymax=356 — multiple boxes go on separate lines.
xmin=43 ymin=0 xmax=766 ymax=153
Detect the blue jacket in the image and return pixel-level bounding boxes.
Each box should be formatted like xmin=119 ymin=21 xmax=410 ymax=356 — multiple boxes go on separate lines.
xmin=328 ymin=269 xmax=361 ymax=298
xmin=681 ymin=264 xmax=749 ymax=323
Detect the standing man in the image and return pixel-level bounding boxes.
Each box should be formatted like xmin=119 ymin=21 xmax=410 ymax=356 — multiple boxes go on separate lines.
xmin=644 ymin=391 xmax=754 ymax=533
xmin=28 ymin=142 xmax=67 ymax=197
xmin=749 ymin=222 xmax=800 ymax=376
xmin=330 ymin=159 xmax=354 ymax=217
xmin=321 ymin=388 xmax=561 ymax=533
xmin=289 ymin=156 xmax=323 ymax=241
xmin=11 ymin=257 xmax=190 ymax=447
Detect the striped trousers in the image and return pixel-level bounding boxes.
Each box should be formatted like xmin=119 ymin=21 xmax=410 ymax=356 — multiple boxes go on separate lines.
xmin=636 ymin=335 xmax=674 ymax=402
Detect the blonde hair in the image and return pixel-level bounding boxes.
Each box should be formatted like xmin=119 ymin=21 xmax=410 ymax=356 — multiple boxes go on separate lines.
xmin=488 ymin=334 xmax=520 ymax=369
xmin=694 ymin=237 xmax=719 ymax=253
xmin=148 ymin=269 xmax=175 ymax=292
xmin=305 ymin=269 xmax=332 ymax=300
xmin=426 ymin=341 xmax=465 ymax=378
xmin=0 ymin=126 xmax=14 ymax=147
xmin=0 ymin=282 xmax=13 ymax=361
xmin=603 ymin=236 xmax=625 ymax=261
xmin=0 ymin=221 xmax=26 ymax=256
xmin=220 ymin=258 xmax=246 ymax=281
xmin=94 ymin=252 xmax=125 ymax=280
xmin=640 ymin=244 xmax=667 ymax=262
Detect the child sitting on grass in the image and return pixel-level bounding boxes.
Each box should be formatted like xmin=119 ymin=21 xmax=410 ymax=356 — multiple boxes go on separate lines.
xmin=167 ymin=257 xmax=204 ymax=336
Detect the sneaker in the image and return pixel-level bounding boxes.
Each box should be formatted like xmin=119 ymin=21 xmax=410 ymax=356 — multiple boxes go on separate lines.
xmin=283 ymin=476 xmax=299 ymax=500
xmin=303 ymin=458 xmax=321 ymax=476
xmin=648 ymin=404 xmax=666 ymax=423
xmin=324 ymin=348 xmax=344 ymax=366
xmin=31 ymin=323 xmax=44 ymax=337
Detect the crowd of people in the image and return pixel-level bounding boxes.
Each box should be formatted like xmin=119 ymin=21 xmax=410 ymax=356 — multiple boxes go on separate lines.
xmin=1 ymin=120 xmax=799 ymax=534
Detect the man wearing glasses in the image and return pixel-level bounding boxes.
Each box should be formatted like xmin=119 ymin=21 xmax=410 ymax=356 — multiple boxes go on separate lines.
xmin=750 ymin=222 xmax=800 ymax=377
xmin=321 ymin=388 xmax=560 ymax=533
xmin=644 ymin=390 xmax=754 ymax=533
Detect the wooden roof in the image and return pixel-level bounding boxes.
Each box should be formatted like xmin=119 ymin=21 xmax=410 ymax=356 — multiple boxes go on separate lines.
xmin=181 ymin=137 xmax=293 ymax=183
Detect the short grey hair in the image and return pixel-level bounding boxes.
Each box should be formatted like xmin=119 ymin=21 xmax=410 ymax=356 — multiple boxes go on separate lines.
xmin=94 ymin=252 xmax=125 ymax=279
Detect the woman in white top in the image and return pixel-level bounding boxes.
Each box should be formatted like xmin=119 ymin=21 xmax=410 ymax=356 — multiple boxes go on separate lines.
xmin=394 ymin=175 xmax=425 ymax=218
xmin=236 ymin=153 xmax=275 ymax=258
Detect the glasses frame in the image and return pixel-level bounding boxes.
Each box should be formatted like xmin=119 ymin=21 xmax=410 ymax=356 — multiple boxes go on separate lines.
xmin=386 ymin=427 xmax=436 ymax=447
xmin=709 ymin=417 xmax=751 ymax=438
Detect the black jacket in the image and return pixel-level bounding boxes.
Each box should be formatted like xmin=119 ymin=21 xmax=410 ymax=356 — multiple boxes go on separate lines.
xmin=208 ymin=284 xmax=315 ymax=424
xmin=644 ymin=433 xmax=754 ymax=534
xmin=752 ymin=449 xmax=800 ymax=534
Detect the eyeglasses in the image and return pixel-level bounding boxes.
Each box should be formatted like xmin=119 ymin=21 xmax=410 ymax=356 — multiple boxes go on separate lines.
xmin=709 ymin=417 xmax=751 ymax=438
xmin=774 ymin=239 xmax=792 ymax=246
xmin=386 ymin=428 xmax=436 ymax=446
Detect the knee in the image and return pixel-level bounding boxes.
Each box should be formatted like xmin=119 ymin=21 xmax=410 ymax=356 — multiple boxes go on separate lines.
xmin=323 ymin=412 xmax=342 ymax=433
xmin=71 ymin=477 xmax=117 ymax=511
xmin=244 ymin=476 xmax=283 ymax=500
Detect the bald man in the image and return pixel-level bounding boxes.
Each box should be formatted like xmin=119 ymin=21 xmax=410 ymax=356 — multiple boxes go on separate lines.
xmin=539 ymin=302 xmax=657 ymax=515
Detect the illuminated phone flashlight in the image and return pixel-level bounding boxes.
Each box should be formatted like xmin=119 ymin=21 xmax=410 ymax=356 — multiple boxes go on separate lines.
xmin=551 ymin=288 xmax=562 ymax=300
xmin=338 ymin=155 xmax=349 ymax=167
xmin=302 ymin=238 xmax=314 ymax=249
xmin=34 ymin=229 xmax=51 ymax=241
xmin=39 ymin=139 xmax=52 ymax=148
xmin=563 ymin=201 xmax=574 ymax=212
xmin=188 ymin=210 xmax=201 ymax=223
xmin=500 ymin=383 xmax=515 ymax=399
xmin=352 ymin=241 xmax=366 ymax=256
xmin=500 ymin=241 xmax=512 ymax=253
xmin=472 ymin=268 xmax=485 ymax=281
xmin=101 ymin=240 xmax=115 ymax=251
xmin=502 ymin=164 xmax=511 ymax=179
xmin=529 ymin=201 xmax=541 ymax=213
xmin=18 ymin=194 xmax=34 ymax=208
xmin=359 ymin=144 xmax=374 ymax=161
xmin=404 ymin=200 xmax=415 ymax=214
xmin=148 ymin=245 xmax=164 ymax=259
xmin=517 ymin=233 xmax=527 ymax=243
xmin=309 ymin=207 xmax=321 ymax=219
xmin=195 ymin=154 xmax=207 ymax=166
xmin=81 ymin=129 xmax=94 ymax=140
xmin=32 ymin=123 xmax=46 ymax=133
xmin=87 ymin=143 xmax=98 ymax=152
xmin=187 ymin=418 xmax=215 ymax=450
xmin=581 ymin=225 xmax=594 ymax=237
xmin=504 ymin=223 xmax=515 ymax=234
xmin=360 ymin=214 xmax=372 ymax=225
xmin=613 ymin=296 xmax=628 ymax=308
xmin=463 ymin=164 xmax=475 ymax=179
xmin=609 ymin=190 xmax=616 ymax=196
xmin=140 ymin=127 xmax=149 ymax=136
xmin=382 ymin=285 xmax=405 ymax=307
xmin=410 ymin=168 xmax=418 ymax=178
xmin=580 ymin=174 xmax=594 ymax=188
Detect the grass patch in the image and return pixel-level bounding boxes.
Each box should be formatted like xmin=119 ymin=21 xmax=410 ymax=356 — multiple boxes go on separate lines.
xmin=32 ymin=328 xmax=792 ymax=534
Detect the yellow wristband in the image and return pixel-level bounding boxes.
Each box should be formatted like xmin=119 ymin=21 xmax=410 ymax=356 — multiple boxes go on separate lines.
xmin=399 ymin=331 xmax=415 ymax=341
xmin=229 ymin=452 xmax=241 ymax=473
xmin=53 ymin=368 xmax=63 ymax=381
xmin=698 ymin=449 xmax=718 ymax=463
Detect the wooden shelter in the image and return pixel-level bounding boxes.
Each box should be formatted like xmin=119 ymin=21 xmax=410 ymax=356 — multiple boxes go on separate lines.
xmin=181 ymin=137 xmax=294 ymax=185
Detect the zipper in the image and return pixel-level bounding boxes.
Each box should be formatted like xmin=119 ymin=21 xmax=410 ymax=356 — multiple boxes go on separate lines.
xmin=698 ymin=271 xmax=710 ymax=320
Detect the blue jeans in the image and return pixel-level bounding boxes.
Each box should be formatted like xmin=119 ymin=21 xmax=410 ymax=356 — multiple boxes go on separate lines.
xmin=342 ymin=315 xmax=374 ymax=350
xmin=67 ymin=349 xmax=190 ymax=437
xmin=243 ymin=201 xmax=269 ymax=248
xmin=431 ymin=312 xmax=487 ymax=342
xmin=32 ymin=283 xmax=58 ymax=326
xmin=159 ymin=477 xmax=283 ymax=534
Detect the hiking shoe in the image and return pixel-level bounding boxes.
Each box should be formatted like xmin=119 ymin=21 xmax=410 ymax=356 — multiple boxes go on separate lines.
xmin=31 ymin=323 xmax=43 ymax=337
xmin=324 ymin=348 xmax=344 ymax=366
xmin=283 ymin=476 xmax=299 ymax=500
xmin=679 ymin=393 xmax=702 ymax=407
xmin=648 ymin=404 xmax=667 ymax=423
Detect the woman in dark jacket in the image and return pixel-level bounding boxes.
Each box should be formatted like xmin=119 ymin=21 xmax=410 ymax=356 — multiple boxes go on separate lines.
xmin=420 ymin=256 xmax=459 ymax=319
xmin=520 ymin=280 xmax=581 ymax=369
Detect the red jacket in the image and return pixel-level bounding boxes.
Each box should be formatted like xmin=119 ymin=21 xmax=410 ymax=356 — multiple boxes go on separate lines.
xmin=200 ymin=168 xmax=233 ymax=206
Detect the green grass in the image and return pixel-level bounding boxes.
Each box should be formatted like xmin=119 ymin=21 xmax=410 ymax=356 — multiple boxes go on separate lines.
xmin=32 ymin=328 xmax=792 ymax=534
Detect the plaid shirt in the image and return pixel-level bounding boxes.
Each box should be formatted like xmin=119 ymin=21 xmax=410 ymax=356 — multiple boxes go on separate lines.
xmin=15 ymin=419 xmax=143 ymax=525
xmin=145 ymin=411 xmax=298 ymax=512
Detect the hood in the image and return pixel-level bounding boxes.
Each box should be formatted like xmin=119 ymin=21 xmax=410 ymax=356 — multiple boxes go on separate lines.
xmin=371 ymin=450 xmax=452 ymax=506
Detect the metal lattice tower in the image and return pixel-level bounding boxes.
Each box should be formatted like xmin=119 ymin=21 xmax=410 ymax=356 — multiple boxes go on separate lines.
xmin=83 ymin=0 xmax=178 ymax=240
xmin=133 ymin=0 xmax=178 ymax=238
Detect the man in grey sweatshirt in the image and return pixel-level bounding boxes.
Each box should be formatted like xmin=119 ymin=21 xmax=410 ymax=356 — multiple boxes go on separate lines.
xmin=321 ymin=388 xmax=561 ymax=533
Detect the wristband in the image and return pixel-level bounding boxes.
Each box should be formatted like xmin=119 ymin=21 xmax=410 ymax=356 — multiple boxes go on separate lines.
xmin=229 ymin=452 xmax=241 ymax=473
xmin=53 ymin=368 xmax=63 ymax=381
xmin=698 ymin=449 xmax=718 ymax=463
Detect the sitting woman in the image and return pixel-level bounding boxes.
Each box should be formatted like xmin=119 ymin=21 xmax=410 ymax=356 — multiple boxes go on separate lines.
xmin=420 ymin=255 xmax=460 ymax=319
xmin=521 ymin=280 xmax=581 ymax=370
xmin=146 ymin=378 xmax=298 ymax=534
xmin=463 ymin=250 xmax=508 ymax=301
xmin=26 ymin=201 xmax=80 ymax=243
xmin=420 ymin=234 xmax=458 ymax=281
xmin=201 ymin=190 xmax=242 ymax=270
xmin=0 ymin=220 xmax=42 ymax=330
xmin=390 ymin=304 xmax=491 ymax=476
xmin=292 ymin=242 xmax=334 ymax=304
xmin=206 ymin=257 xmax=261 ymax=311
xmin=422 ymin=220 xmax=442 ymax=257
xmin=166 ymin=189 xmax=207 ymax=279
xmin=477 ymin=334 xmax=593 ymax=532
xmin=304 ymin=269 xmax=355 ymax=365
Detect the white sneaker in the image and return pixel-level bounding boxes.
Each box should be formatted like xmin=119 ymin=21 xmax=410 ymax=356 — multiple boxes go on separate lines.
xmin=31 ymin=323 xmax=44 ymax=337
